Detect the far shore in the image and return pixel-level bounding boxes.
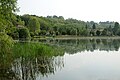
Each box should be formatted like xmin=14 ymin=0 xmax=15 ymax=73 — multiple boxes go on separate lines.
xmin=14 ymin=36 xmax=120 ymax=43
xmin=33 ymin=35 xmax=120 ymax=40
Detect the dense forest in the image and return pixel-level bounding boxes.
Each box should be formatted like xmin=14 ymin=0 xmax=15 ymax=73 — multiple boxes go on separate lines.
xmin=1 ymin=1 xmax=120 ymax=80
xmin=1 ymin=0 xmax=120 ymax=54
xmin=3 ymin=14 xmax=120 ymax=39
xmin=1 ymin=0 xmax=120 ymax=40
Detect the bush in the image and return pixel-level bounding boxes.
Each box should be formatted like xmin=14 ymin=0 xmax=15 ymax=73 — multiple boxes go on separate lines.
xmin=96 ymin=30 xmax=101 ymax=36
xmin=7 ymin=27 xmax=19 ymax=39
xmin=0 ymin=33 xmax=14 ymax=54
xmin=30 ymin=32 xmax=35 ymax=37
xmin=17 ymin=27 xmax=31 ymax=39
xmin=39 ymin=30 xmax=46 ymax=36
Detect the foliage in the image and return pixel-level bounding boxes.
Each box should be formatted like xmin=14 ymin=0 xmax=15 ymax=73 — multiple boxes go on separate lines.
xmin=27 ymin=16 xmax=40 ymax=35
xmin=0 ymin=0 xmax=18 ymax=32
xmin=41 ymin=39 xmax=120 ymax=54
xmin=96 ymin=30 xmax=101 ymax=36
xmin=0 ymin=0 xmax=18 ymax=15
xmin=0 ymin=0 xmax=17 ymax=55
xmin=12 ymin=42 xmax=64 ymax=57
xmin=0 ymin=33 xmax=14 ymax=54
xmin=113 ymin=22 xmax=120 ymax=35
xmin=7 ymin=27 xmax=19 ymax=39
xmin=1 ymin=0 xmax=120 ymax=41
xmin=92 ymin=23 xmax=96 ymax=29
xmin=15 ymin=15 xmax=120 ymax=37
xmin=17 ymin=27 xmax=30 ymax=39
xmin=101 ymin=29 xmax=107 ymax=36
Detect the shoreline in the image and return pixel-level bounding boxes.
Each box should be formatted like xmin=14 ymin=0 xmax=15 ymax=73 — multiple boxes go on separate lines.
xmin=14 ymin=36 xmax=120 ymax=43
xmin=33 ymin=36 xmax=120 ymax=40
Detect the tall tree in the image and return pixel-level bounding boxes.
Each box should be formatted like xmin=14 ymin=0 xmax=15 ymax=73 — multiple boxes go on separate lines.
xmin=92 ymin=23 xmax=96 ymax=29
xmin=113 ymin=22 xmax=119 ymax=35
xmin=0 ymin=0 xmax=18 ymax=19
xmin=96 ymin=30 xmax=101 ymax=36
xmin=27 ymin=17 xmax=40 ymax=35
xmin=0 ymin=0 xmax=18 ymax=32
xmin=0 ymin=0 xmax=18 ymax=54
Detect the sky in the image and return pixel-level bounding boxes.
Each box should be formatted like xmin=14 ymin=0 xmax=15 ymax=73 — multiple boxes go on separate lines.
xmin=17 ymin=0 xmax=120 ymax=22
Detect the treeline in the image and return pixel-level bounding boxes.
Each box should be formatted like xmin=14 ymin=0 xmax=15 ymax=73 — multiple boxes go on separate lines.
xmin=4 ymin=14 xmax=120 ymax=39
xmin=1 ymin=0 xmax=120 ymax=40
xmin=1 ymin=0 xmax=120 ymax=41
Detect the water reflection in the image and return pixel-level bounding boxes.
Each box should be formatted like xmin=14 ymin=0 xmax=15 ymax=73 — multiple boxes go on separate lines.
xmin=0 ymin=53 xmax=16 ymax=80
xmin=12 ymin=56 xmax=64 ymax=80
xmin=1 ymin=38 xmax=120 ymax=80
xmin=37 ymin=38 xmax=120 ymax=53
xmin=0 ymin=56 xmax=64 ymax=80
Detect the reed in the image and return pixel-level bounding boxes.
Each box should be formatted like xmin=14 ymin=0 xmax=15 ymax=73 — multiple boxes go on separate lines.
xmin=12 ymin=42 xmax=64 ymax=58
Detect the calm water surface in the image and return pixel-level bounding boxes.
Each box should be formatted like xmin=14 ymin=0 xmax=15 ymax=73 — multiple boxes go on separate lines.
xmin=1 ymin=39 xmax=120 ymax=80
xmin=42 ymin=51 xmax=120 ymax=80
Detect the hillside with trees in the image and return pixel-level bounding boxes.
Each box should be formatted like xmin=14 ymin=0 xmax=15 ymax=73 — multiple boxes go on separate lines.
xmin=1 ymin=1 xmax=120 ymax=41
xmin=3 ymin=14 xmax=120 ymax=40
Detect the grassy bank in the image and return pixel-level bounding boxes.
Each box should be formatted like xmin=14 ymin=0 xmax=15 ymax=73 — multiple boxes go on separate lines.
xmin=12 ymin=42 xmax=64 ymax=58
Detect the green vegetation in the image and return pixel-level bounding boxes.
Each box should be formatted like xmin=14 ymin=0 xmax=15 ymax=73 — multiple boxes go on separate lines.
xmin=4 ymin=14 xmax=120 ymax=39
xmin=12 ymin=42 xmax=64 ymax=57
xmin=1 ymin=1 xmax=120 ymax=43
xmin=0 ymin=0 xmax=18 ymax=54
xmin=18 ymin=15 xmax=120 ymax=37
xmin=1 ymin=0 xmax=120 ymax=79
xmin=0 ymin=42 xmax=64 ymax=80
xmin=0 ymin=33 xmax=14 ymax=54
xmin=38 ymin=38 xmax=120 ymax=54
xmin=17 ymin=27 xmax=30 ymax=39
xmin=1 ymin=0 xmax=120 ymax=55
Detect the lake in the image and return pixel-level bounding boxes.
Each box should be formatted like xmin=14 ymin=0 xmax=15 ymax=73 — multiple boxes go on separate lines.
xmin=1 ymin=38 xmax=120 ymax=80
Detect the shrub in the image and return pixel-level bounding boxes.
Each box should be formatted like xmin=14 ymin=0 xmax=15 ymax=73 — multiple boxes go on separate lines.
xmin=0 ymin=33 xmax=14 ymax=54
xmin=17 ymin=27 xmax=31 ymax=39
xmin=7 ymin=27 xmax=19 ymax=39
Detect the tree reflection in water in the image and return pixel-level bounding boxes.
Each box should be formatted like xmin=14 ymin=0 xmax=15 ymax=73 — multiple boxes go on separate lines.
xmin=12 ymin=56 xmax=64 ymax=80
xmin=0 ymin=54 xmax=16 ymax=80
xmin=0 ymin=55 xmax=64 ymax=80
xmin=0 ymin=42 xmax=64 ymax=80
xmin=38 ymin=38 xmax=120 ymax=54
xmin=1 ymin=38 xmax=120 ymax=80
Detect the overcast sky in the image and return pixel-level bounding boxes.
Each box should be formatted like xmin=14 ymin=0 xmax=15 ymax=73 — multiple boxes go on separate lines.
xmin=17 ymin=0 xmax=120 ymax=22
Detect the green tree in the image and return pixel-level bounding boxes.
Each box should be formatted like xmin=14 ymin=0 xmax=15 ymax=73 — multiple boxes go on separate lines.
xmin=70 ymin=28 xmax=77 ymax=35
xmin=7 ymin=27 xmax=19 ymax=39
xmin=0 ymin=0 xmax=18 ymax=32
xmin=0 ymin=0 xmax=18 ymax=17
xmin=39 ymin=30 xmax=47 ymax=36
xmin=0 ymin=33 xmax=14 ymax=54
xmin=113 ymin=22 xmax=119 ymax=35
xmin=92 ymin=23 xmax=96 ymax=29
xmin=90 ymin=30 xmax=95 ymax=36
xmin=116 ymin=29 xmax=120 ymax=36
xmin=39 ymin=17 xmax=51 ymax=31
xmin=101 ymin=29 xmax=107 ymax=36
xmin=79 ymin=27 xmax=88 ymax=36
xmin=0 ymin=0 xmax=18 ymax=54
xmin=17 ymin=27 xmax=30 ymax=39
xmin=20 ymin=14 xmax=30 ymax=26
xmin=27 ymin=17 xmax=40 ymax=35
xmin=96 ymin=30 xmax=101 ymax=36
xmin=0 ymin=17 xmax=6 ymax=32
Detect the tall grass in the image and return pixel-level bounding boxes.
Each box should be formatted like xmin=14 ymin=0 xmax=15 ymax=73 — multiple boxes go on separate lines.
xmin=12 ymin=42 xmax=64 ymax=58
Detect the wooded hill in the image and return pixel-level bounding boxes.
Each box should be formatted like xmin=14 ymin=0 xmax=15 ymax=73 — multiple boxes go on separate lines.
xmin=6 ymin=14 xmax=120 ymax=39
